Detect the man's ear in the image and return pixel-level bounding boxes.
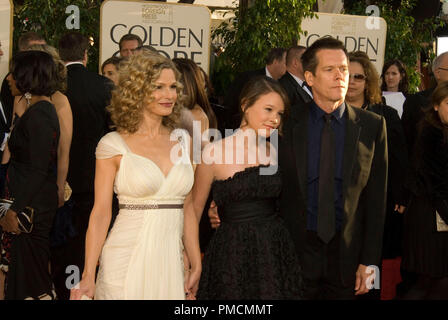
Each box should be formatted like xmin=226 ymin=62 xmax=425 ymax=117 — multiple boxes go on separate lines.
xmin=241 ymin=102 xmax=247 ymax=113
xmin=293 ymin=57 xmax=300 ymax=68
xmin=304 ymin=70 xmax=314 ymax=86
xmin=83 ymin=50 xmax=88 ymax=67
xmin=434 ymin=69 xmax=440 ymax=83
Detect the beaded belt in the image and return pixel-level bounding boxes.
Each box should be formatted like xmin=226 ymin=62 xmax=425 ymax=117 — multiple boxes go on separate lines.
xmin=119 ymin=203 xmax=183 ymax=210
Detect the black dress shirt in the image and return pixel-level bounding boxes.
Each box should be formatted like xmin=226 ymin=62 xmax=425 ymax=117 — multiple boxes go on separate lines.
xmin=307 ymin=101 xmax=346 ymax=231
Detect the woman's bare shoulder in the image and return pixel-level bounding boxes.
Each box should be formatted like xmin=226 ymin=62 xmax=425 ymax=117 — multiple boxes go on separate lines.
xmin=51 ymin=91 xmax=71 ymax=110
xmin=191 ymin=105 xmax=207 ymax=121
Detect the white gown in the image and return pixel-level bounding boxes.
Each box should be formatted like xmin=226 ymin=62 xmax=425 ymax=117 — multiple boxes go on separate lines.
xmin=93 ymin=130 xmax=193 ymax=300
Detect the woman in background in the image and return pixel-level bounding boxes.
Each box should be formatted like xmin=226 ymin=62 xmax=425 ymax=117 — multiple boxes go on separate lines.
xmin=401 ymin=81 xmax=448 ymax=300
xmin=0 ymin=51 xmax=60 ymax=299
xmin=101 ymin=56 xmax=122 ymax=86
xmin=2 ymin=44 xmax=72 ymax=208
xmin=381 ymin=59 xmax=409 ymax=95
xmin=172 ymin=58 xmax=217 ymax=141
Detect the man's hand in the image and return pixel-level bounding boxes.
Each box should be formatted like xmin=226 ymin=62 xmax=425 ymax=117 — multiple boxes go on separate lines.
xmin=355 ymin=264 xmax=376 ymax=295
xmin=208 ymin=200 xmax=220 ymax=229
xmin=394 ymin=204 xmax=406 ymax=214
xmin=0 ymin=209 xmax=21 ymax=234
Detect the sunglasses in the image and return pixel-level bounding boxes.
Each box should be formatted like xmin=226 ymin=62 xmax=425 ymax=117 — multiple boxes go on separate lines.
xmin=349 ymin=73 xmax=366 ymax=81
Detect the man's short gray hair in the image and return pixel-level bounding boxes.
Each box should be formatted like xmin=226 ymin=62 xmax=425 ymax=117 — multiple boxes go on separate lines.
xmin=432 ymin=51 xmax=448 ymax=73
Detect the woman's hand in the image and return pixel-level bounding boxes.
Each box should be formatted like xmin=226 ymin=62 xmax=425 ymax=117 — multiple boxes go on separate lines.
xmin=0 ymin=209 xmax=21 ymax=234
xmin=184 ymin=267 xmax=201 ymax=300
xmin=70 ymin=275 xmax=95 ymax=300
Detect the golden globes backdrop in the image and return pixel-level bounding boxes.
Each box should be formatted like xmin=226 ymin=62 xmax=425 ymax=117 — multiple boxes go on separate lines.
xmin=0 ymin=0 xmax=13 ymax=82
xmin=300 ymin=12 xmax=387 ymax=74
xmin=100 ymin=0 xmax=211 ymax=72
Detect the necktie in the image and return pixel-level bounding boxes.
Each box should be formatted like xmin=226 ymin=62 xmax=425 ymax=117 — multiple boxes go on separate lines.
xmin=302 ymin=81 xmax=312 ymax=92
xmin=317 ymin=114 xmax=336 ymax=244
xmin=301 ymin=82 xmax=313 ymax=99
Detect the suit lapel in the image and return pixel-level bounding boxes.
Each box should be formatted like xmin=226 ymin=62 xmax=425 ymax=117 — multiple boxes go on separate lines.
xmin=285 ymin=72 xmax=297 ymax=87
xmin=342 ymin=103 xmax=361 ymax=197
xmin=286 ymin=72 xmax=312 ymax=104
xmin=292 ymin=103 xmax=309 ymax=202
xmin=296 ymin=85 xmax=312 ymax=104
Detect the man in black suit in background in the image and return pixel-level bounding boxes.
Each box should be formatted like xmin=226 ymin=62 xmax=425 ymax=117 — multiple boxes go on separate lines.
xmin=224 ymin=48 xmax=287 ymax=128
xmin=118 ymin=34 xmax=143 ymax=58
xmin=402 ymin=52 xmax=448 ymax=156
xmin=279 ymin=45 xmax=313 ymax=107
xmin=51 ymin=31 xmax=112 ymax=300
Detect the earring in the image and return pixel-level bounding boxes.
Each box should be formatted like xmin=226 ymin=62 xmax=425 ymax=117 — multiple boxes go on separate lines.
xmin=24 ymin=92 xmax=32 ymax=106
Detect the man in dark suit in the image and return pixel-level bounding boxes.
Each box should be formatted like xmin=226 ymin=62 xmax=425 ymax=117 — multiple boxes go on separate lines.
xmin=51 ymin=31 xmax=112 ymax=300
xmin=279 ymin=37 xmax=387 ymax=299
xmin=401 ymin=52 xmax=448 ymax=156
xmin=224 ymin=48 xmax=287 ymax=128
xmin=118 ymin=34 xmax=143 ymax=58
xmin=279 ymin=45 xmax=313 ymax=107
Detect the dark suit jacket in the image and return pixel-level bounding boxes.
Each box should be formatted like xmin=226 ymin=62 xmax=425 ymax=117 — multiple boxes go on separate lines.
xmin=401 ymin=88 xmax=434 ymax=157
xmin=0 ymin=97 xmax=10 ymax=164
xmin=367 ymin=103 xmax=408 ymax=206
xmin=278 ymin=72 xmax=312 ymax=107
xmin=224 ymin=67 xmax=266 ymax=129
xmin=279 ymin=102 xmax=388 ymax=286
xmin=0 ymin=74 xmax=13 ymax=129
xmin=65 ymin=63 xmax=112 ymax=195
xmin=0 ymin=98 xmax=9 ymax=138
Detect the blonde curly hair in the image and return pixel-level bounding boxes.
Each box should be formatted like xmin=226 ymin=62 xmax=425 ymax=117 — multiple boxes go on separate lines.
xmin=108 ymin=52 xmax=184 ymax=133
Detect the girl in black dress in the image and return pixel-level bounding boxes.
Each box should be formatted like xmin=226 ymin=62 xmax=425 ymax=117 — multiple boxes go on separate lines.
xmin=183 ymin=76 xmax=302 ymax=299
xmin=401 ymin=81 xmax=448 ymax=299
xmin=0 ymin=51 xmax=60 ymax=299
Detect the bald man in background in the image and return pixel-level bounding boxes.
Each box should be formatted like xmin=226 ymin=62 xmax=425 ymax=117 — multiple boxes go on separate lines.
xmin=279 ymin=45 xmax=313 ymax=108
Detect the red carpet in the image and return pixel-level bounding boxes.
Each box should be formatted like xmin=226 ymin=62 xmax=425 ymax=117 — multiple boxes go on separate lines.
xmin=381 ymin=257 xmax=402 ymax=300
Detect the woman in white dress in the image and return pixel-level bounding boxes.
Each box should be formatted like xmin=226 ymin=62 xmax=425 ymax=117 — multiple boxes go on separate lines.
xmin=70 ymin=52 xmax=199 ymax=300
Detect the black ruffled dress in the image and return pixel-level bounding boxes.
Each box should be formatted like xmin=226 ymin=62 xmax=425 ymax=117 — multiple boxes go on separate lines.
xmin=197 ymin=165 xmax=303 ymax=300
